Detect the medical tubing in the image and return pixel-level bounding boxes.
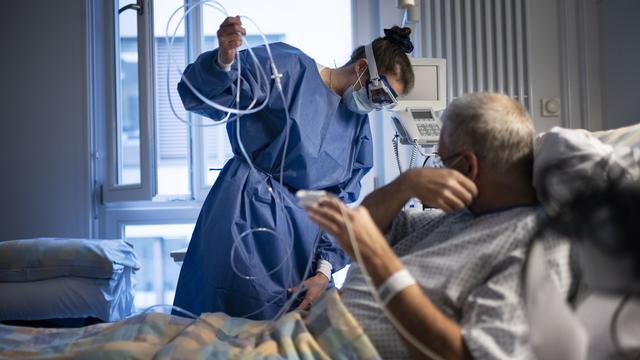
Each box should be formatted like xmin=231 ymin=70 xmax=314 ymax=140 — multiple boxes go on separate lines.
xmin=229 ymin=221 xmax=319 ymax=320
xmin=234 ymin=284 xmax=290 ymax=319
xmin=237 ymin=230 xmax=322 ymax=332
xmin=166 ymin=1 xmax=271 ymax=121
xmin=230 ymin=227 xmax=293 ymax=280
xmin=393 ymin=133 xmax=403 ymax=173
xmin=274 ymin=71 xmax=290 ymax=186
xmin=165 ymin=3 xmax=231 ymax=127
xmin=337 ymin=198 xmax=445 ymax=360
xmin=271 ymin=229 xmax=324 ymax=321
xmin=227 ymin=100 xmax=297 ymax=315
xmin=232 ymin=57 xmax=257 ymax=175
xmin=234 ymin=14 xmax=291 ymax=185
xmin=166 ymin=0 xmax=310 ymax=321
xmin=226 ymin=97 xmax=297 ymax=316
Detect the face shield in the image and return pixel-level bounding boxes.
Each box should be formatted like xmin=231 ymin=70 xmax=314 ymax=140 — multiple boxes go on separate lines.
xmin=364 ymin=43 xmax=399 ymax=110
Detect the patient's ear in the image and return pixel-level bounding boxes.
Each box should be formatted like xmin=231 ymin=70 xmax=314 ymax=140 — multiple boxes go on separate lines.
xmin=461 ymin=151 xmax=478 ymax=181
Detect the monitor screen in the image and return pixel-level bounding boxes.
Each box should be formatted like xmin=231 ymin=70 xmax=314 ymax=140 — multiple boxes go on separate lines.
xmin=400 ymin=65 xmax=440 ymax=101
xmin=394 ymin=58 xmax=446 ymax=111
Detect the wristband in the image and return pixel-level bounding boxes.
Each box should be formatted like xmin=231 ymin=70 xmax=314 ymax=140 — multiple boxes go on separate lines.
xmin=377 ymin=269 xmax=417 ymax=305
xmin=315 ymin=259 xmax=333 ymax=280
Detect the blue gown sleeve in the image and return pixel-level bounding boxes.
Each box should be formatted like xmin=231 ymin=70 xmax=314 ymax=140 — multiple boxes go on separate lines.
xmin=176 ymin=49 xmax=268 ymax=121
xmin=315 ymin=232 xmax=351 ymax=273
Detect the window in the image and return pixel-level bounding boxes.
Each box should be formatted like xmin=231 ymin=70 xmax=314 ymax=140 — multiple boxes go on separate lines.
xmin=124 ymin=224 xmax=193 ymax=310
xmin=107 ymin=0 xmax=353 ymax=201
xmin=98 ymin=0 xmax=353 ymax=308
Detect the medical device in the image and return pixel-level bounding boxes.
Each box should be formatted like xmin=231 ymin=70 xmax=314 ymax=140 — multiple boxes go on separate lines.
xmin=296 ymin=190 xmax=328 ymax=207
xmin=364 ymin=44 xmax=399 ymax=110
xmin=391 ymin=57 xmax=446 ymax=146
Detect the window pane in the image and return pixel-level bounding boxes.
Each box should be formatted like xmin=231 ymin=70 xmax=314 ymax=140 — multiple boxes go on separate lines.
xmin=154 ymin=0 xmax=191 ymax=196
xmin=116 ymin=0 xmax=142 ymax=185
xmin=202 ymin=0 xmax=352 ymax=66
xmin=203 ymin=126 xmax=233 ymax=185
xmin=124 ymin=223 xmax=194 ymax=311
xmin=201 ymin=1 xmax=352 ymax=185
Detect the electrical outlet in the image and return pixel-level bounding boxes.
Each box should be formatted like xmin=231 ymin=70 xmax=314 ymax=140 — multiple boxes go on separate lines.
xmin=541 ymin=97 xmax=561 ymax=117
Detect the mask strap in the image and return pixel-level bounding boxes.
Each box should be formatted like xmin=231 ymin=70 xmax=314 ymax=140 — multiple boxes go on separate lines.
xmin=365 ymin=43 xmax=381 ymax=86
xmin=353 ymin=65 xmax=368 ymax=89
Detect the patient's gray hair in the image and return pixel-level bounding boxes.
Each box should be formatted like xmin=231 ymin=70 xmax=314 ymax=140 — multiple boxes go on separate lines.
xmin=441 ymin=92 xmax=534 ymax=173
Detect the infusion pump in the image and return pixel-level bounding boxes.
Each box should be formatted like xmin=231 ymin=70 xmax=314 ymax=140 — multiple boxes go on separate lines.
xmin=391 ymin=107 xmax=441 ymax=145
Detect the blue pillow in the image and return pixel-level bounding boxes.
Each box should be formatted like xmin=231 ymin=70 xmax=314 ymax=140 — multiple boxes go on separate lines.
xmin=0 ymin=238 xmax=140 ymax=282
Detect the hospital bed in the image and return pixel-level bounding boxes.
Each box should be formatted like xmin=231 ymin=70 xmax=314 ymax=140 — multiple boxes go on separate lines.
xmin=0 ymin=124 xmax=637 ymax=359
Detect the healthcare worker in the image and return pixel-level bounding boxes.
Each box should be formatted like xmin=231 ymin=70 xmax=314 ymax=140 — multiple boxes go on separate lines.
xmin=173 ymin=16 xmax=415 ymax=320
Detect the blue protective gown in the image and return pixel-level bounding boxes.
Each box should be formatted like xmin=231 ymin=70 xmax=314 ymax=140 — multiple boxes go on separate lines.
xmin=173 ymin=43 xmax=373 ymax=319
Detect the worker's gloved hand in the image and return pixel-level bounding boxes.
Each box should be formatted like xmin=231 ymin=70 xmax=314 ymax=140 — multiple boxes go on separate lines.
xmin=288 ymin=273 xmax=330 ymax=311
xmin=217 ymin=16 xmax=246 ymax=65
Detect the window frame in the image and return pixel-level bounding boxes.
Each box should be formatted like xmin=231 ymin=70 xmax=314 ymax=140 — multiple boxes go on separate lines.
xmin=94 ymin=0 xmax=359 ymax=239
xmin=103 ymin=0 xmax=158 ymax=202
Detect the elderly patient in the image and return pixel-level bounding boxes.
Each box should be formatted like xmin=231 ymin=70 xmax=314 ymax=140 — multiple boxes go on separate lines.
xmin=306 ymin=93 xmax=571 ymax=359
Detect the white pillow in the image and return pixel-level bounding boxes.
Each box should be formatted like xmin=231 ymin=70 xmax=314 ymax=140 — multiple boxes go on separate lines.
xmin=592 ymin=123 xmax=640 ymax=150
xmin=0 ymin=237 xmax=140 ymax=282
xmin=533 ymin=126 xmax=640 ymax=214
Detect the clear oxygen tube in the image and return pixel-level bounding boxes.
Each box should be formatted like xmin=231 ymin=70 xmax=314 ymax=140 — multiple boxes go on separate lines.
xmin=163 ymin=0 xmax=314 ymax=319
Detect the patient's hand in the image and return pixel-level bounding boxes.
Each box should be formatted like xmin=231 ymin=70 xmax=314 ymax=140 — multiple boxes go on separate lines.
xmin=288 ymin=273 xmax=329 ymax=310
xmin=307 ymin=198 xmax=404 ymax=288
xmin=306 ymin=198 xmax=388 ymax=260
xmin=404 ymin=168 xmax=477 ymax=213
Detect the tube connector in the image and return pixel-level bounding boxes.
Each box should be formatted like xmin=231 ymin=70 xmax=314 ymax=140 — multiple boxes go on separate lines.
xmin=270 ymin=62 xmax=284 ymax=90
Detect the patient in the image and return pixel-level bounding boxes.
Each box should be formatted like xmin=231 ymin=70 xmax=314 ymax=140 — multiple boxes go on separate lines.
xmin=0 ymin=93 xmax=572 ymax=360
xmin=306 ymin=92 xmax=572 ymax=359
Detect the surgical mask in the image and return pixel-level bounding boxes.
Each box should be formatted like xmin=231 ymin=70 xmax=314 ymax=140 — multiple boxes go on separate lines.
xmin=342 ymin=67 xmax=376 ymax=114
xmin=343 ymin=86 xmax=377 ymax=114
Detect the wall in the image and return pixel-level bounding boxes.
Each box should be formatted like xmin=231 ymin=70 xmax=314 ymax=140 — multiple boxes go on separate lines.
xmin=599 ymin=0 xmax=640 ymax=130
xmin=352 ymin=0 xmax=606 ymax=188
xmin=527 ymin=0 xmax=603 ymax=132
xmin=0 ymin=0 xmax=92 ymax=239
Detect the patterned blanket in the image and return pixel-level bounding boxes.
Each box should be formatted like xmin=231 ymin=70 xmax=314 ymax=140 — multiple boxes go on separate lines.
xmin=0 ymin=289 xmax=380 ymax=359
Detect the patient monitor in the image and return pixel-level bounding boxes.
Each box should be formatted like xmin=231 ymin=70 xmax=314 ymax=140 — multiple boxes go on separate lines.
xmin=391 ymin=58 xmax=447 ymax=145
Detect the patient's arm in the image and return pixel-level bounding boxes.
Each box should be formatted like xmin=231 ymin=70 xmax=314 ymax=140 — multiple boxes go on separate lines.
xmin=307 ymin=200 xmax=471 ymax=360
xmin=362 ymin=168 xmax=477 ymax=233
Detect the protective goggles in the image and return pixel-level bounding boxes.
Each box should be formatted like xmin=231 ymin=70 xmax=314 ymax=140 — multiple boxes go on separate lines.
xmin=364 ymin=43 xmax=399 ymax=109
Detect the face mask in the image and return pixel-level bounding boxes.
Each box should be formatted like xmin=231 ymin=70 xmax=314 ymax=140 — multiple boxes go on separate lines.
xmin=342 ymin=67 xmax=376 ymax=114
xmin=343 ymin=86 xmax=376 ymax=114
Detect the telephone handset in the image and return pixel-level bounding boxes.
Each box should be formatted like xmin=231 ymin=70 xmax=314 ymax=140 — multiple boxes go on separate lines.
xmin=391 ymin=107 xmax=441 ymax=145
